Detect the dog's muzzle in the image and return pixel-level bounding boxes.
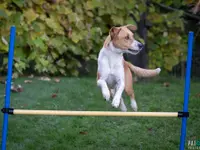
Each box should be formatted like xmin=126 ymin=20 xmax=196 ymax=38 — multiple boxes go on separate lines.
xmin=128 ymin=49 xmax=140 ymax=54
xmin=128 ymin=43 xmax=144 ymax=55
xmin=138 ymin=43 xmax=144 ymax=50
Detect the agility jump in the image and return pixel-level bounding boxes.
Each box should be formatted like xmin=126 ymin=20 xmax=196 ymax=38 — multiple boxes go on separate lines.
xmin=1 ymin=26 xmax=193 ymax=150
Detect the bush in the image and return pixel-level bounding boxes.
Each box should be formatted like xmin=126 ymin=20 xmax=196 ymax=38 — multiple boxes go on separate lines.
xmin=0 ymin=0 xmax=187 ymax=77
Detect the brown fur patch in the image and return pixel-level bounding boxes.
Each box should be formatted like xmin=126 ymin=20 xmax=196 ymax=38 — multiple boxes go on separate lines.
xmin=103 ymin=35 xmax=111 ymax=48
xmin=112 ymin=27 xmax=134 ymax=50
xmin=124 ymin=60 xmax=135 ymax=99
xmin=103 ymin=25 xmax=137 ymax=49
xmin=97 ymin=72 xmax=100 ymax=81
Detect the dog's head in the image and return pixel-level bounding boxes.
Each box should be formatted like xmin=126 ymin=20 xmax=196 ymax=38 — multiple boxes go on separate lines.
xmin=104 ymin=25 xmax=144 ymax=55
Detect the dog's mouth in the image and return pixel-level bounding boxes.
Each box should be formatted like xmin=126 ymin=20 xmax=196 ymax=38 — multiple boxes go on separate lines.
xmin=127 ymin=48 xmax=141 ymax=55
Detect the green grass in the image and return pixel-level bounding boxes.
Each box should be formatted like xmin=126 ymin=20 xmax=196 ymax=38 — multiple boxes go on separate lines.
xmin=0 ymin=76 xmax=200 ymax=150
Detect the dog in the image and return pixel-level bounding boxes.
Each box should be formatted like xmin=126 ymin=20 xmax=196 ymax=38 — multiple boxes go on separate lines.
xmin=97 ymin=24 xmax=161 ymax=112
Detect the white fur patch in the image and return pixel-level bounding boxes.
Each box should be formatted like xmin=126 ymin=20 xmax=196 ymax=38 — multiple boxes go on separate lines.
xmin=102 ymin=87 xmax=110 ymax=101
xmin=110 ymin=89 xmax=115 ymax=96
xmin=120 ymin=99 xmax=127 ymax=112
xmin=156 ymin=68 xmax=161 ymax=74
xmin=112 ymin=96 xmax=121 ymax=108
xmin=131 ymin=99 xmax=138 ymax=112
xmin=97 ymin=80 xmax=110 ymax=101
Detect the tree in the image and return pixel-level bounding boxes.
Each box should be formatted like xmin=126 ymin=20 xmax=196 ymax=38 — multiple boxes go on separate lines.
xmin=0 ymin=0 xmax=196 ymax=77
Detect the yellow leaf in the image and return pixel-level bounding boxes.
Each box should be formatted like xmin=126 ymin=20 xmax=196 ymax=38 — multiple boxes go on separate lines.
xmin=24 ymin=9 xmax=39 ymax=24
xmin=68 ymin=12 xmax=77 ymax=22
xmin=0 ymin=40 xmax=8 ymax=52
xmin=87 ymin=11 xmax=94 ymax=17
xmin=32 ymin=0 xmax=45 ymax=5
xmin=71 ymin=32 xmax=80 ymax=43
xmin=111 ymin=15 xmax=124 ymax=25
xmin=45 ymin=16 xmax=64 ymax=35
xmin=57 ymin=5 xmax=72 ymax=15
xmin=39 ymin=14 xmax=46 ymax=21
xmin=85 ymin=1 xmax=94 ymax=10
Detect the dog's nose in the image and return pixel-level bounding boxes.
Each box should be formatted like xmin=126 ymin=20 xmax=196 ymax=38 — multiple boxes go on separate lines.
xmin=138 ymin=43 xmax=144 ymax=50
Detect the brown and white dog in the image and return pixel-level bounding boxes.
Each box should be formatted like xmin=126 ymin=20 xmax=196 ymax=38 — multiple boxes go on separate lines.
xmin=97 ymin=24 xmax=161 ymax=112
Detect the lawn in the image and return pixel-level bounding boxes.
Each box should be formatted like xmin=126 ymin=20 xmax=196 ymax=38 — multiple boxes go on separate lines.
xmin=0 ymin=76 xmax=200 ymax=150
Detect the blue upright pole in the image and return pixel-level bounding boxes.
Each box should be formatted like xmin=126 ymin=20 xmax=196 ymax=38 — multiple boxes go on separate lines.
xmin=179 ymin=31 xmax=194 ymax=150
xmin=1 ymin=26 xmax=16 ymax=150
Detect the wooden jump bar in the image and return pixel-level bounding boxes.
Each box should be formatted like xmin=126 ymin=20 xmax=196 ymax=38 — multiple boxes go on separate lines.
xmin=11 ymin=109 xmax=179 ymax=117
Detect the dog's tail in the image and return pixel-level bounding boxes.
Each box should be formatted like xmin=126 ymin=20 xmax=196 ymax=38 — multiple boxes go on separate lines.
xmin=125 ymin=61 xmax=161 ymax=77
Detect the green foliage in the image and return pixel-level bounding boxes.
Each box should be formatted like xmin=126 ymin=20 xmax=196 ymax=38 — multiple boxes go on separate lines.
xmin=147 ymin=0 xmax=187 ymax=71
xmin=0 ymin=0 xmax=188 ymax=76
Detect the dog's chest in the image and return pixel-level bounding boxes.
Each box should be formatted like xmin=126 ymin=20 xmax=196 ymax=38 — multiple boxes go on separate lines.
xmin=107 ymin=53 xmax=123 ymax=73
xmin=98 ymin=48 xmax=124 ymax=88
xmin=106 ymin=52 xmax=124 ymax=87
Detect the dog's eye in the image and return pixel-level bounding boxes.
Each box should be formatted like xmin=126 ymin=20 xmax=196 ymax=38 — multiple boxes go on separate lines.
xmin=125 ymin=36 xmax=129 ymax=40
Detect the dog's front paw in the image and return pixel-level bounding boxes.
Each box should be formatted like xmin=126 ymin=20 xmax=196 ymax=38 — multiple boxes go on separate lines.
xmin=102 ymin=88 xmax=110 ymax=101
xmin=112 ymin=97 xmax=120 ymax=108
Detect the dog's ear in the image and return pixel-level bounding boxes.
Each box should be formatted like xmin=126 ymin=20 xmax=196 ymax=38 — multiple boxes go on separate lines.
xmin=109 ymin=27 xmax=121 ymax=40
xmin=125 ymin=24 xmax=137 ymax=31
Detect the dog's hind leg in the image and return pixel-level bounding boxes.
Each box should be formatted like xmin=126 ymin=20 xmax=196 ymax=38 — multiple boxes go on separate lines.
xmin=126 ymin=86 xmax=138 ymax=111
xmin=129 ymin=94 xmax=137 ymax=112
xmin=124 ymin=63 xmax=138 ymax=111
xmin=125 ymin=83 xmax=138 ymax=111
